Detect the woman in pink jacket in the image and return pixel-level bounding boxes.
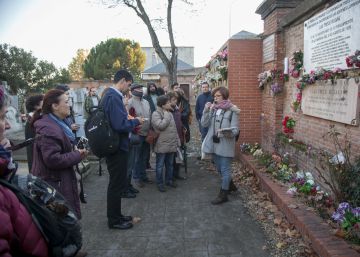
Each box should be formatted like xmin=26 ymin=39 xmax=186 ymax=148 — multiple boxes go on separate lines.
xmin=0 ymin=87 xmax=48 ymax=257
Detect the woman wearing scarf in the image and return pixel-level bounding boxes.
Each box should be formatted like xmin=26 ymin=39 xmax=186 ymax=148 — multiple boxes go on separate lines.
xmin=201 ymin=86 xmax=240 ymax=205
xmin=31 ymin=89 xmax=88 ymax=219
xmin=0 ymin=88 xmax=49 ymax=257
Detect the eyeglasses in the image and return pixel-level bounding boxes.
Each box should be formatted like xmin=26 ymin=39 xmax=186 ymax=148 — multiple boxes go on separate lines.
xmin=214 ymin=94 xmax=222 ymax=98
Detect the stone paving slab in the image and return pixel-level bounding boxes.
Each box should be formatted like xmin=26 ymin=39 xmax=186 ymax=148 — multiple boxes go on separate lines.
xmin=81 ymin=158 xmax=270 ymax=257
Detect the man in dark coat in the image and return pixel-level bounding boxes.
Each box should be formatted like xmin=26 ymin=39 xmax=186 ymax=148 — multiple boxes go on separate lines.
xmin=102 ymin=69 xmax=144 ymax=230
xmin=144 ymin=82 xmax=159 ymax=113
xmin=195 ymin=82 xmax=213 ymax=141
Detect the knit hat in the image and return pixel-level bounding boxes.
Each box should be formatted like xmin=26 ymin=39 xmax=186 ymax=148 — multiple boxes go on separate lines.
xmin=130 ymin=84 xmax=144 ymax=91
xmin=55 ymin=84 xmax=70 ymax=92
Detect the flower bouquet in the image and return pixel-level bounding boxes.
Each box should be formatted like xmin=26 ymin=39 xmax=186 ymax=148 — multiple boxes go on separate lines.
xmin=282 ymin=116 xmax=296 ymax=134
xmin=332 ymin=202 xmax=360 ymax=243
xmin=345 ymin=50 xmax=360 ymax=68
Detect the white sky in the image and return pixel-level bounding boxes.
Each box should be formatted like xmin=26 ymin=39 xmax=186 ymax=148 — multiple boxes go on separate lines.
xmin=0 ymin=0 xmax=264 ymax=69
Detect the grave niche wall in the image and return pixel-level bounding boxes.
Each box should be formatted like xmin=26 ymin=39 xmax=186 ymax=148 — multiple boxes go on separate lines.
xmin=281 ymin=1 xmax=360 ymax=178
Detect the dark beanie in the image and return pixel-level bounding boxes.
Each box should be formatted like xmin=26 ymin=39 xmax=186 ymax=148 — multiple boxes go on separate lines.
xmin=55 ymin=84 xmax=70 ymax=92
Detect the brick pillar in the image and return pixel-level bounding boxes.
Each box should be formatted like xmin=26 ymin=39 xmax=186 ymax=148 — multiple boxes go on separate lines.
xmin=256 ymin=0 xmax=301 ymax=152
xmin=227 ymin=36 xmax=263 ymax=156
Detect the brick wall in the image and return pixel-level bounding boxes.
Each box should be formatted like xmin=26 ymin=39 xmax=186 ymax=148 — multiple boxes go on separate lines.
xmin=228 ymin=39 xmax=263 ymax=155
xmin=254 ymin=1 xmax=360 ymax=192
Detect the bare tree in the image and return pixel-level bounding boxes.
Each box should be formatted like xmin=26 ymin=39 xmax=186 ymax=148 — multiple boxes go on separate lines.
xmin=103 ymin=0 xmax=193 ymax=86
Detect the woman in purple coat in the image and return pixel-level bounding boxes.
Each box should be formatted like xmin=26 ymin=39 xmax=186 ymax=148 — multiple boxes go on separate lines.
xmin=31 ymin=89 xmax=88 ymax=219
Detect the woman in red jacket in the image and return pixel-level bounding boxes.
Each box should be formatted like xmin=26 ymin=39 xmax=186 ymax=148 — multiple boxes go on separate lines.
xmin=0 ymin=87 xmax=48 ymax=257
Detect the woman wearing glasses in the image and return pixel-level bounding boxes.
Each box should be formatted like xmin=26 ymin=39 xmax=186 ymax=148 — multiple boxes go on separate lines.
xmin=201 ymin=86 xmax=240 ymax=205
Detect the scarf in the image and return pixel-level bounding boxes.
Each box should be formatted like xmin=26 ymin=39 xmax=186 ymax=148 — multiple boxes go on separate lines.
xmin=0 ymin=145 xmax=16 ymax=178
xmin=49 ymin=113 xmax=76 ymax=144
xmin=213 ymin=100 xmax=233 ymax=110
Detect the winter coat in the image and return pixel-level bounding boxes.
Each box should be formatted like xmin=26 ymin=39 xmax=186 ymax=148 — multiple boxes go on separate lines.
xmin=151 ymin=107 xmax=180 ymax=153
xmin=31 ymin=114 xmax=83 ymax=218
xmin=102 ymin=88 xmax=140 ymax=152
xmin=195 ymin=92 xmax=213 ymax=121
xmin=201 ymin=105 xmax=240 ymax=158
xmin=0 ymin=185 xmax=48 ymax=257
xmin=170 ymin=107 xmax=185 ymax=145
xmin=144 ymin=93 xmax=158 ymax=113
xmin=128 ymin=97 xmax=151 ymax=136
xmin=84 ymin=94 xmax=100 ymax=119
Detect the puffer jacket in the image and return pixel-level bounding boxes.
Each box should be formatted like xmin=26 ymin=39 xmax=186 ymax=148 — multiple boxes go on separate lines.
xmin=0 ymin=185 xmax=48 ymax=257
xmin=201 ymin=105 xmax=240 ymax=158
xmin=151 ymin=107 xmax=179 ymax=153
xmin=32 ymin=114 xmax=83 ymax=219
xmin=128 ymin=97 xmax=151 ymax=136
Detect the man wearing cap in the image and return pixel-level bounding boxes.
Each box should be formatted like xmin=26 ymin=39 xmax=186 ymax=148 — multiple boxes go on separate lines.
xmin=101 ymin=70 xmax=144 ymax=230
xmin=127 ymin=84 xmax=152 ymax=189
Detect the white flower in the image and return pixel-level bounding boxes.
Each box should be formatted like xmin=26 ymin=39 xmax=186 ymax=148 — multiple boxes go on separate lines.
xmin=307 ymin=179 xmax=314 ymax=186
xmin=287 ymin=187 xmax=297 ymax=196
xmin=296 ymin=171 xmax=304 ymax=179
xmin=305 ymin=172 xmax=313 ymax=180
xmin=253 ymin=149 xmax=263 ymax=157
xmin=329 ymin=152 xmax=345 ymax=164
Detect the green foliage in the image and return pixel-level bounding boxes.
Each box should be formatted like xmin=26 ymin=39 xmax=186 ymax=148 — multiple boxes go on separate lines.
xmin=68 ymin=49 xmax=88 ymax=81
xmin=0 ymin=43 xmax=70 ymax=94
xmin=83 ymin=38 xmax=146 ymax=81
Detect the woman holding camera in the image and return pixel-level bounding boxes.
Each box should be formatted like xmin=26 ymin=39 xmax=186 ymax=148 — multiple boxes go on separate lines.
xmin=31 ymin=89 xmax=88 ymax=219
xmin=201 ymin=86 xmax=240 ymax=205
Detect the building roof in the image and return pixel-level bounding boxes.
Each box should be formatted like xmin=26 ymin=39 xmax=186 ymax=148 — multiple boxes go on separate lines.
xmin=142 ymin=59 xmax=194 ymax=74
xmin=230 ymin=30 xmax=259 ymax=40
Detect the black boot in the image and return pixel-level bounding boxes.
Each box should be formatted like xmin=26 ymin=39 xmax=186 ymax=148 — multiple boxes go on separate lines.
xmin=229 ymin=180 xmax=238 ymax=193
xmin=211 ymin=189 xmax=228 ymax=205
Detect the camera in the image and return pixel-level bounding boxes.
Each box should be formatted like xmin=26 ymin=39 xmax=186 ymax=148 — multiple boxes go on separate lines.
xmin=76 ymin=136 xmax=89 ymax=150
xmin=212 ymin=134 xmax=220 ymax=143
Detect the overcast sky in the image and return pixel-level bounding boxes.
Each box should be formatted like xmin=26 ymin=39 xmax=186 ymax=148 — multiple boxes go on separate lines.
xmin=0 ymin=0 xmax=264 ymax=69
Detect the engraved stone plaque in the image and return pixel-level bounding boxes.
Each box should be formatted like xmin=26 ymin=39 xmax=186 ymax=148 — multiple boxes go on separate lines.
xmin=304 ymin=0 xmax=360 ymax=72
xmin=302 ymin=78 xmax=360 ymax=125
xmin=263 ymin=34 xmax=275 ymax=63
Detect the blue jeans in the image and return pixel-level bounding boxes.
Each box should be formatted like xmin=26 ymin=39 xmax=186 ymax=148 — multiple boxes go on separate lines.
xmin=155 ymin=152 xmax=175 ymax=186
xmin=130 ymin=136 xmax=150 ymax=182
xmin=213 ymin=154 xmax=232 ymax=190
xmin=198 ymin=120 xmax=209 ymax=141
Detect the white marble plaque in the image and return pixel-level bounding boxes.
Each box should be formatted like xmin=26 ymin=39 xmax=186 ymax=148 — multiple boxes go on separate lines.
xmin=304 ymin=0 xmax=360 ymax=72
xmin=263 ymin=34 xmax=275 ymax=63
xmin=302 ymin=78 xmax=360 ymax=125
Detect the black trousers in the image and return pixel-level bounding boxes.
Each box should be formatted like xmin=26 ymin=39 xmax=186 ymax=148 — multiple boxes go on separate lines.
xmin=105 ymin=149 xmax=128 ymax=225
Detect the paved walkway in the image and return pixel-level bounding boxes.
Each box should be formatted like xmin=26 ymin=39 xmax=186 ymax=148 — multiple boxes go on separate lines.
xmin=81 ymin=157 xmax=270 ymax=257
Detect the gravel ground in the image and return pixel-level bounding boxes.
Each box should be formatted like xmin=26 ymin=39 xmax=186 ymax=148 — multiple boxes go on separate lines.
xmin=186 ymin=112 xmax=318 ymax=257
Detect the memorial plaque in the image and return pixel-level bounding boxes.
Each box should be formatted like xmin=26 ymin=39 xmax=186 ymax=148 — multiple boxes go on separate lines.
xmin=263 ymin=34 xmax=275 ymax=63
xmin=302 ymin=78 xmax=360 ymax=125
xmin=304 ymin=0 xmax=360 ymax=72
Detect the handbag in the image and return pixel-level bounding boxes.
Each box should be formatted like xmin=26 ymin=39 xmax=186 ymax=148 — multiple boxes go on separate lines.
xmin=145 ymin=128 xmax=159 ymax=145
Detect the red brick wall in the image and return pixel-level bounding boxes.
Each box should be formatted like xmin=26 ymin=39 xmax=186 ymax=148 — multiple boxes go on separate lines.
xmin=228 ymin=39 xmax=263 ymax=155
xmin=263 ymin=8 xmax=294 ymax=36
xmin=282 ymin=23 xmax=360 ymax=168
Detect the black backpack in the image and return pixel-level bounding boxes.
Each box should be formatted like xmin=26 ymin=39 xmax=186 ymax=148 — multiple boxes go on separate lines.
xmin=0 ymin=174 xmax=82 ymax=257
xmin=84 ymin=100 xmax=119 ymax=158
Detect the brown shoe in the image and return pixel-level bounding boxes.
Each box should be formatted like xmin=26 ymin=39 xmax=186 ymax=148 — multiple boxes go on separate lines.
xmin=75 ymin=251 xmax=88 ymax=257
xmin=211 ymin=189 xmax=229 ymax=205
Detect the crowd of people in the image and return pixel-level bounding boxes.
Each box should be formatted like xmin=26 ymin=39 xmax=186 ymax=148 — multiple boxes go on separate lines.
xmin=0 ymin=68 xmax=240 ymax=256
